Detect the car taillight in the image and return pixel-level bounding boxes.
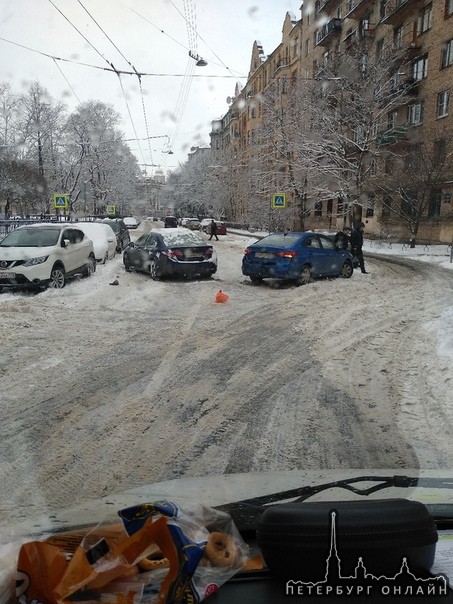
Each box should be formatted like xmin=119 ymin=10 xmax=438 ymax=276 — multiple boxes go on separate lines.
xmin=243 ymin=249 xmax=251 ymax=254
xmin=276 ymin=250 xmax=297 ymax=258
xmin=205 ymin=247 xmax=213 ymax=257
xmin=163 ymin=249 xmax=183 ymax=258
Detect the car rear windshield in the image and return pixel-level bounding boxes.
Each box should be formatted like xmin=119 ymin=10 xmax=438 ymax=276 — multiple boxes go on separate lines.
xmin=103 ymin=221 xmax=120 ymax=233
xmin=257 ymin=233 xmax=301 ymax=247
xmin=162 ymin=231 xmax=204 ymax=246
xmin=0 ymin=227 xmax=61 ymax=247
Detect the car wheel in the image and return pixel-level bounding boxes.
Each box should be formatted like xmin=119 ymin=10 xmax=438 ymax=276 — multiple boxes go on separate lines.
xmin=123 ymin=255 xmax=132 ymax=272
xmin=250 ymin=275 xmax=263 ymax=284
xmin=48 ymin=264 xmax=66 ymax=288
xmin=340 ymin=260 xmax=353 ymax=279
xmin=149 ymin=260 xmax=161 ymax=280
xmin=84 ymin=255 xmax=96 ymax=277
xmin=296 ymin=264 xmax=312 ymax=286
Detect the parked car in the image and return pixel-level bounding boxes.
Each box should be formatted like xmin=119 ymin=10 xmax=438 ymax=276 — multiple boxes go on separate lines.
xmin=199 ymin=219 xmax=227 ymax=235
xmin=212 ymin=220 xmax=227 ymax=235
xmin=185 ymin=218 xmax=201 ymax=231
xmin=199 ymin=218 xmax=215 ymax=233
xmin=101 ymin=219 xmax=131 ymax=252
xmin=164 ymin=216 xmax=178 ymax=228
xmin=123 ymin=227 xmax=217 ymax=279
xmin=0 ymin=223 xmax=96 ymax=290
xmin=76 ymin=222 xmax=117 ymax=263
xmin=242 ymin=231 xmax=354 ymax=285
xmin=123 ymin=216 xmax=140 ymax=229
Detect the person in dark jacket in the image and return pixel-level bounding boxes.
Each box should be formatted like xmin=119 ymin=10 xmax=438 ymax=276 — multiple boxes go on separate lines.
xmin=208 ymin=219 xmax=219 ymax=241
xmin=350 ymin=221 xmax=369 ymax=274
xmin=334 ymin=226 xmax=351 ymax=250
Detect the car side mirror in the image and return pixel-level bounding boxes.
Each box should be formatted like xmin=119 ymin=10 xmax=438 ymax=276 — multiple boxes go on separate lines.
xmin=128 ymin=242 xmax=135 ymax=248
xmin=62 ymin=238 xmax=70 ymax=247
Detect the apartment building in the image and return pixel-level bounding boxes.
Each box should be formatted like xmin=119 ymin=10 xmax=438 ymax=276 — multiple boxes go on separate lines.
xmin=212 ymin=1 xmax=453 ymax=242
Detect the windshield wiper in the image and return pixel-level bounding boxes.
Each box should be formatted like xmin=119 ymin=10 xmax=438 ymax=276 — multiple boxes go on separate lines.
xmin=215 ymin=475 xmax=453 ymax=532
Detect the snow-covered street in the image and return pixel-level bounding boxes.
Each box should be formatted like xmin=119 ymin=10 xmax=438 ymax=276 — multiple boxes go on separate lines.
xmin=1 ymin=227 xmax=453 ymax=527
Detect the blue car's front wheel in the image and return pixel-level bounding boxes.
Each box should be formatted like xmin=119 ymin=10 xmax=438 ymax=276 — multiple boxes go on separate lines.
xmin=340 ymin=260 xmax=353 ymax=279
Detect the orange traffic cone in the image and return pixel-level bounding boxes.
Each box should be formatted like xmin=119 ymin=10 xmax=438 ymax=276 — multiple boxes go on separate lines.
xmin=215 ymin=290 xmax=229 ymax=303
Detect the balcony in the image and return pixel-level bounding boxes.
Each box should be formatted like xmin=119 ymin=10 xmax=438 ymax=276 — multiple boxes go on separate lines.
xmin=376 ymin=127 xmax=408 ymax=146
xmin=380 ymin=0 xmax=423 ymax=25
xmin=316 ymin=18 xmax=342 ymax=46
xmin=344 ymin=0 xmax=375 ymax=20
xmin=318 ymin=0 xmax=343 ymax=14
xmin=387 ymin=40 xmax=422 ymax=69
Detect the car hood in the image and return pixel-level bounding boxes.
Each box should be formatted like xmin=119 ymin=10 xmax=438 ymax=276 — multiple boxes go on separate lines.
xmin=0 ymin=246 xmax=55 ymax=260
xmin=3 ymin=469 xmax=453 ymax=539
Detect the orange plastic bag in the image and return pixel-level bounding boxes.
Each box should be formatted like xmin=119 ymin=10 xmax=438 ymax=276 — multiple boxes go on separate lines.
xmin=215 ymin=290 xmax=229 ymax=303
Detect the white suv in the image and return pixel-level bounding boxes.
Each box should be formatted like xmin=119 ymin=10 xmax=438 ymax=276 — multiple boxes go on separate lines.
xmin=0 ymin=223 xmax=96 ymax=291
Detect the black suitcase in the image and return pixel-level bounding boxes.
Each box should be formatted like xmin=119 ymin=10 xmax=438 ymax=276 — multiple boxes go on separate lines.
xmin=256 ymin=498 xmax=438 ymax=582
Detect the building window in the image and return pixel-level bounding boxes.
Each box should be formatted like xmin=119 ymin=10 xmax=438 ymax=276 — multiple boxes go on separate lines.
xmin=446 ymin=0 xmax=453 ymax=16
xmin=416 ymin=4 xmax=433 ymax=35
xmin=376 ymin=38 xmax=385 ymax=60
xmin=370 ymin=159 xmax=377 ymax=177
xmin=428 ymin=189 xmax=442 ymax=218
xmin=385 ymin=157 xmax=394 ymax=174
xmin=444 ymin=193 xmax=452 ymax=203
xmin=305 ymin=38 xmax=310 ymax=55
xmin=314 ymin=201 xmax=322 ymax=217
xmin=441 ymin=39 xmax=453 ymax=67
xmin=388 ymin=110 xmax=398 ymax=129
xmin=408 ymin=101 xmax=424 ymax=125
xmin=412 ymin=54 xmax=428 ymax=80
xmin=327 ymin=199 xmax=333 ymax=215
xmin=437 ymin=90 xmax=450 ymax=117
xmin=434 ymin=139 xmax=447 ymax=163
xmin=394 ymin=26 xmax=403 ymax=49
xmin=381 ymin=195 xmax=391 ymax=218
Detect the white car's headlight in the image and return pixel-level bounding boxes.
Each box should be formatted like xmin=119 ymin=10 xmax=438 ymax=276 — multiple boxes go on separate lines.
xmin=23 ymin=256 xmax=49 ymax=267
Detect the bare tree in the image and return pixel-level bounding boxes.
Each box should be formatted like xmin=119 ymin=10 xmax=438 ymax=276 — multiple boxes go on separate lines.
xmin=253 ymin=42 xmax=417 ymax=230
xmin=375 ymin=139 xmax=453 ymax=246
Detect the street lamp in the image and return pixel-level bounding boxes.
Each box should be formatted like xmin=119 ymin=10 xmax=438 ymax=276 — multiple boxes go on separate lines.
xmin=189 ymin=50 xmax=207 ymax=67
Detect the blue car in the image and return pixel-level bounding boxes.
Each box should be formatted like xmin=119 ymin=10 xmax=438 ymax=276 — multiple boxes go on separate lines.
xmin=242 ymin=231 xmax=354 ymax=285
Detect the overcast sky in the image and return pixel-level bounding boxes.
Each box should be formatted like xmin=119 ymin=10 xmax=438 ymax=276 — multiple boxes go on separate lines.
xmin=0 ymin=0 xmax=300 ymax=173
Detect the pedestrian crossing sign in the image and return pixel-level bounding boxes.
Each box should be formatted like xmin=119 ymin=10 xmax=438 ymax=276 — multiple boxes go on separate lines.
xmin=272 ymin=193 xmax=286 ymax=208
xmin=53 ymin=194 xmax=69 ymax=209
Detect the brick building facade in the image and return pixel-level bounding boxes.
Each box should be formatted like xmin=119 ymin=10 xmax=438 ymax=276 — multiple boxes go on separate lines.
xmin=211 ymin=1 xmax=453 ymax=242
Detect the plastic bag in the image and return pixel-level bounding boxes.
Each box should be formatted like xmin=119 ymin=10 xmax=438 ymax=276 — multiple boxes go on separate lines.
xmin=16 ymin=501 xmax=249 ymax=604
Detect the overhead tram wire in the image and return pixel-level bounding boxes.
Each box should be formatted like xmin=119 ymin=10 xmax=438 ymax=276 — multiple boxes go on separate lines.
xmin=47 ymin=0 xmax=147 ymax=166
xmin=166 ymin=0 xmax=198 ymax=155
xmin=128 ymin=8 xmax=245 ymax=77
xmin=75 ymin=0 xmax=154 ymax=164
xmin=0 ymin=37 xmax=244 ymax=78
xmin=52 ymin=58 xmax=81 ymax=103
xmin=167 ymin=0 xmax=242 ymax=77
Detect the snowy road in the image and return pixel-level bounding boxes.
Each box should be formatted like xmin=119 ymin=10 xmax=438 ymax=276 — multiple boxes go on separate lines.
xmin=1 ymin=227 xmax=453 ymax=525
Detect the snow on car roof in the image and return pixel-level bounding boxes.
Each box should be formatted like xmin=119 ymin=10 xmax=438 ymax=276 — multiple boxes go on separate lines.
xmin=152 ymin=227 xmax=205 ymax=246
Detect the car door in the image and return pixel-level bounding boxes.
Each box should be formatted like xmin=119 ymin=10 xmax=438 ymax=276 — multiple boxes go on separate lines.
xmin=318 ymin=235 xmax=342 ymax=275
xmin=59 ymin=228 xmax=80 ymax=273
xmin=127 ymin=233 xmax=149 ymax=270
xmin=64 ymin=228 xmax=90 ymax=272
xmin=301 ymin=235 xmax=326 ymax=276
xmin=142 ymin=234 xmax=160 ymax=270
